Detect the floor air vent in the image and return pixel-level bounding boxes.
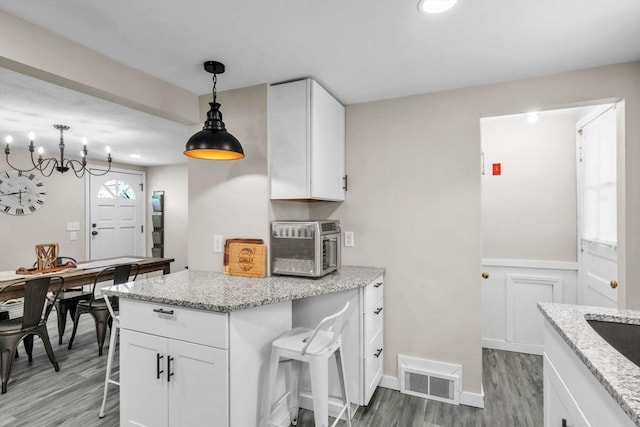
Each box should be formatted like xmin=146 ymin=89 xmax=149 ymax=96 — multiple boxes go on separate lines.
xmin=398 ymin=355 xmax=461 ymax=404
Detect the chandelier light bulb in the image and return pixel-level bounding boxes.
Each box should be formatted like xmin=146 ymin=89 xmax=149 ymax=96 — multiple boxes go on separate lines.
xmin=5 ymin=135 xmax=12 ymax=144
xmin=82 ymin=136 xmax=88 ymax=145
xmin=105 ymin=146 xmax=111 ymax=154
xmin=37 ymin=147 xmax=44 ymax=155
xmin=28 ymin=132 xmax=35 ymax=141
xmin=418 ymin=0 xmax=457 ymax=14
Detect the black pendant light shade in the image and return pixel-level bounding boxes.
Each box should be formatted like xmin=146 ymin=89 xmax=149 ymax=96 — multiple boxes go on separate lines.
xmin=184 ymin=61 xmax=245 ymax=160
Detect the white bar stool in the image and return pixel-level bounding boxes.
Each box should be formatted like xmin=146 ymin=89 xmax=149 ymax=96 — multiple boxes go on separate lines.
xmin=99 ymin=294 xmax=120 ymax=418
xmin=265 ymin=302 xmax=351 ymax=427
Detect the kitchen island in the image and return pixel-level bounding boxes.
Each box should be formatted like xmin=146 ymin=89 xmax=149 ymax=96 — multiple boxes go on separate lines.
xmin=538 ymin=303 xmax=640 ymax=427
xmin=104 ymin=266 xmax=385 ymax=427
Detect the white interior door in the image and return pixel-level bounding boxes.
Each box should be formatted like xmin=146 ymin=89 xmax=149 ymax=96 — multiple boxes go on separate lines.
xmin=89 ymin=168 xmax=145 ymax=260
xmin=577 ymin=105 xmax=617 ymax=308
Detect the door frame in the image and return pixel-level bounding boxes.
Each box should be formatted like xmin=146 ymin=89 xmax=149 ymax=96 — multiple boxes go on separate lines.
xmin=84 ymin=165 xmax=147 ymax=260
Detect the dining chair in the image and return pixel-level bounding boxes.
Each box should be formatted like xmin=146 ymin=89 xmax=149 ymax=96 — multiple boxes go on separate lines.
xmin=67 ymin=263 xmax=139 ymax=356
xmin=41 ymin=257 xmax=93 ymax=345
xmin=0 ymin=276 xmax=64 ymax=394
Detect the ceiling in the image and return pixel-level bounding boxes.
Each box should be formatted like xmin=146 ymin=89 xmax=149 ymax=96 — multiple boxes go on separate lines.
xmin=0 ymin=0 xmax=639 ymax=166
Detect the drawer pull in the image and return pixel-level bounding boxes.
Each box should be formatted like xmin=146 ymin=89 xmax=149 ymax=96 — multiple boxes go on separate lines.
xmin=562 ymin=419 xmax=572 ymax=427
xmin=374 ymin=348 xmax=383 ymax=358
xmin=167 ymin=356 xmax=175 ymax=382
xmin=153 ymin=308 xmax=174 ymax=315
xmin=374 ymin=282 xmax=383 ymax=288
xmin=156 ymin=353 xmax=164 ymax=379
xmin=374 ymin=307 xmax=383 ymax=315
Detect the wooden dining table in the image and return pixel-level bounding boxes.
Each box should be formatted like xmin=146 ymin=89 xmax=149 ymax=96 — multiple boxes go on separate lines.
xmin=0 ymin=256 xmax=174 ymax=301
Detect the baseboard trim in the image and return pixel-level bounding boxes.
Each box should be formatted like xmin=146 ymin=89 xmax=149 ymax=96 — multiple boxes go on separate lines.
xmin=380 ymin=374 xmax=484 ymax=409
xmin=482 ymin=258 xmax=578 ymax=271
xmin=482 ymin=338 xmax=543 ymax=355
xmin=460 ymin=384 xmax=485 ymax=409
xmin=379 ymin=374 xmax=400 ymax=390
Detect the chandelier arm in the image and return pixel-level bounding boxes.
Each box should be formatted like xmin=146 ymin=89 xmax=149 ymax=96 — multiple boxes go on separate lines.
xmin=86 ymin=163 xmax=112 ymax=176
xmin=5 ymin=152 xmax=39 ymax=173
xmin=38 ymin=159 xmax=56 ymax=177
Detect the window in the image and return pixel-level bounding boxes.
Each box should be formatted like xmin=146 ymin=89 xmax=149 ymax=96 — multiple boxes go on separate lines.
xmin=97 ymin=180 xmax=136 ymax=199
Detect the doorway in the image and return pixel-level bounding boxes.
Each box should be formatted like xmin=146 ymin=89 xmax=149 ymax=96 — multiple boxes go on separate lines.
xmin=86 ymin=168 xmax=146 ymax=260
xmin=480 ymin=101 xmax=622 ymax=354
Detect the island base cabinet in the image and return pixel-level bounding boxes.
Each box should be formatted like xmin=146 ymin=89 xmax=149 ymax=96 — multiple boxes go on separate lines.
xmin=120 ymin=329 xmax=229 ymax=427
xmin=544 ymin=354 xmax=590 ymax=427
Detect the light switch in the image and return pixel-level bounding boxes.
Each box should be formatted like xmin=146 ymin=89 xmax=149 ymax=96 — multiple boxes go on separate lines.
xmin=67 ymin=221 xmax=80 ymax=231
xmin=69 ymin=231 xmax=77 ymax=241
xmin=213 ymin=235 xmax=224 ymax=253
xmin=344 ymin=231 xmax=355 ymax=247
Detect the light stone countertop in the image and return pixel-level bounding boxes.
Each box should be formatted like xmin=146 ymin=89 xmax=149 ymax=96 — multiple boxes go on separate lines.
xmin=103 ymin=265 xmax=385 ymax=313
xmin=538 ymin=303 xmax=640 ymax=426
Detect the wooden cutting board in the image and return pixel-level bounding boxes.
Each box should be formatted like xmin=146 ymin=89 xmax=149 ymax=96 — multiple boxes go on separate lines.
xmin=224 ymin=239 xmax=266 ymax=278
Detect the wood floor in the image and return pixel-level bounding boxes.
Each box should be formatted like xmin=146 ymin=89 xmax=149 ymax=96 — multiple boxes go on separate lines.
xmin=0 ymin=315 xmax=543 ymax=427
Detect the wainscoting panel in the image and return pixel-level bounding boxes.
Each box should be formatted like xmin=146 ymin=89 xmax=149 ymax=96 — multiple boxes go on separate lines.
xmin=482 ymin=259 xmax=577 ymax=355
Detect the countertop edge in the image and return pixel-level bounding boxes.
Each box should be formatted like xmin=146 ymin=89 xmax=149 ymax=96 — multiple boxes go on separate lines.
xmin=538 ymin=302 xmax=640 ymax=426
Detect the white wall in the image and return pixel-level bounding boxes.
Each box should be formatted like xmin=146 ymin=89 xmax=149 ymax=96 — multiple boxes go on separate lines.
xmin=146 ymin=163 xmax=188 ymax=271
xmin=481 ymin=112 xmax=578 ymax=261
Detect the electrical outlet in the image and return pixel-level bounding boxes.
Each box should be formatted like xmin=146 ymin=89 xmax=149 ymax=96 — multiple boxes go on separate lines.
xmin=344 ymin=231 xmax=355 ymax=247
xmin=67 ymin=221 xmax=80 ymax=231
xmin=213 ymin=235 xmax=224 ymax=253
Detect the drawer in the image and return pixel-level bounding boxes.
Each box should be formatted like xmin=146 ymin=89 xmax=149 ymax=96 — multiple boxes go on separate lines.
xmin=364 ymin=331 xmax=383 ymax=405
xmin=364 ymin=300 xmax=383 ymax=346
xmin=364 ymin=275 xmax=384 ymax=313
xmin=120 ymin=299 xmax=229 ymax=349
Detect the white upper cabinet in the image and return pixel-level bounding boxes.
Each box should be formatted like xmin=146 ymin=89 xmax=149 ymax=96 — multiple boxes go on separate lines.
xmin=269 ymin=79 xmax=346 ymax=201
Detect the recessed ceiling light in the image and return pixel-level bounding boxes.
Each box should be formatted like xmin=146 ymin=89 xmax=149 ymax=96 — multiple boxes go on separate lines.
xmin=129 ymin=154 xmax=142 ymax=159
xmin=418 ymin=0 xmax=458 ymax=14
xmin=527 ymin=112 xmax=539 ymax=124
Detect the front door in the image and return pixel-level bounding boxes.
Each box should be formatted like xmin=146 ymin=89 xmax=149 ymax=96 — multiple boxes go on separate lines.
xmin=89 ymin=169 xmax=145 ymax=260
xmin=577 ymin=105 xmax=617 ymax=308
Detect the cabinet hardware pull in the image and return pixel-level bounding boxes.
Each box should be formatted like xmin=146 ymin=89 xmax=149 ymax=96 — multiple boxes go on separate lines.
xmin=167 ymin=356 xmax=175 ymax=382
xmin=343 ymin=175 xmax=348 ymax=191
xmin=153 ymin=308 xmax=174 ymax=315
xmin=156 ymin=353 xmax=164 ymax=379
xmin=374 ymin=348 xmax=383 ymax=358
xmin=374 ymin=307 xmax=383 ymax=315
xmin=610 ymin=280 xmax=618 ymax=289
xmin=482 ymin=272 xmax=489 ymax=279
xmin=562 ymin=419 xmax=572 ymax=427
xmin=374 ymin=282 xmax=383 ymax=288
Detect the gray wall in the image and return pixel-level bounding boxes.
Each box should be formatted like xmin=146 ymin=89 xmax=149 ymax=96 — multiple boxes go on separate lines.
xmin=481 ymin=112 xmax=578 ymax=261
xmin=311 ymin=60 xmax=640 ymax=394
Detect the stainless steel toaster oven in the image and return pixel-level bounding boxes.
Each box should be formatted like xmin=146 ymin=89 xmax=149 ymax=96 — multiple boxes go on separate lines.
xmin=271 ymin=220 xmax=341 ymax=277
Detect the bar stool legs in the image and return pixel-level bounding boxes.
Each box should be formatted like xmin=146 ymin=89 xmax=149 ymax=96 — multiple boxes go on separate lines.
xmin=98 ymin=325 xmax=119 ymax=418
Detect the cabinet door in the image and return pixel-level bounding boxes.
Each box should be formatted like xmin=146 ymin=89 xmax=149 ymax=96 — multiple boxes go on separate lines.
xmin=269 ymin=79 xmax=310 ymax=199
xmin=120 ymin=329 xmax=169 ymax=427
xmin=544 ymin=354 xmax=591 ymax=427
xmin=168 ymin=339 xmax=229 ymax=427
xmin=310 ymin=80 xmax=345 ymax=201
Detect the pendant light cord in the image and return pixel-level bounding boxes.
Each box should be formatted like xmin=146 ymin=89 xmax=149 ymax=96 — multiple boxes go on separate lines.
xmin=212 ymin=73 xmax=218 ymax=104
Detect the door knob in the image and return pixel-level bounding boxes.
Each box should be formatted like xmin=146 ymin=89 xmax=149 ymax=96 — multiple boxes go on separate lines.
xmin=482 ymin=272 xmax=489 ymax=279
xmin=610 ymin=280 xmax=618 ymax=289
xmin=92 ymin=231 xmax=98 ymax=236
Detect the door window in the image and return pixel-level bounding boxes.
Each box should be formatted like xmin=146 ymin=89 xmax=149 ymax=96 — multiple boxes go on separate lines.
xmin=97 ymin=179 xmax=137 ymax=200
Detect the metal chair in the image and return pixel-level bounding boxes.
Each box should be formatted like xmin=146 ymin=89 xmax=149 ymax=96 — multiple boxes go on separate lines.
xmin=67 ymin=264 xmax=138 ymax=356
xmin=265 ymin=302 xmax=351 ymax=427
xmin=0 ymin=276 xmax=64 ymax=394
xmin=41 ymin=257 xmax=93 ymax=345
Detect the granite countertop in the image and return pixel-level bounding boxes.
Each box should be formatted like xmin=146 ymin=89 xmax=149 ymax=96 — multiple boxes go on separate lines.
xmin=538 ymin=303 xmax=640 ymax=426
xmin=103 ymin=265 xmax=385 ymax=313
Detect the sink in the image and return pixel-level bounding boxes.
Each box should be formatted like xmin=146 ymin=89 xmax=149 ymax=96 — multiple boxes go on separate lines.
xmin=586 ymin=319 xmax=640 ymax=368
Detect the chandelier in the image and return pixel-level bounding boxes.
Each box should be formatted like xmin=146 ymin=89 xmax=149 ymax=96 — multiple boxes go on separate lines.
xmin=3 ymin=124 xmax=112 ymax=177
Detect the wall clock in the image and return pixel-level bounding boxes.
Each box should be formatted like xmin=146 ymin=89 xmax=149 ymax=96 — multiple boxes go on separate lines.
xmin=0 ymin=170 xmax=47 ymax=215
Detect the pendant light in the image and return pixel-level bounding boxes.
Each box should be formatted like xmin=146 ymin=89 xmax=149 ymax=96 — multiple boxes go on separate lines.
xmin=184 ymin=61 xmax=245 ymax=160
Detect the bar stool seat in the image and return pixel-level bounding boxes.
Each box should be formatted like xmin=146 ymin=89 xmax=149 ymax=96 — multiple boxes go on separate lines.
xmin=265 ymin=302 xmax=352 ymax=427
